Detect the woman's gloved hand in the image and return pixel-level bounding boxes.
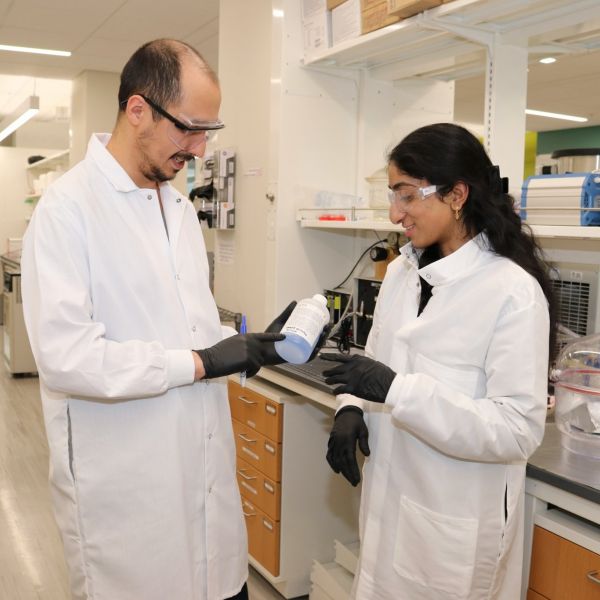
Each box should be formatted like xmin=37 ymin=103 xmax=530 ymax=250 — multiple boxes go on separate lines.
xmin=327 ymin=406 xmax=370 ymax=487
xmin=321 ymin=353 xmax=396 ymax=403
xmin=195 ymin=333 xmax=284 ymax=379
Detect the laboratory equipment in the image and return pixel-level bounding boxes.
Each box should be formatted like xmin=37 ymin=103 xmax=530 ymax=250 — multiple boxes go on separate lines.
xmin=353 ymin=278 xmax=382 ymax=347
xmin=551 ymin=148 xmax=600 ymax=174
xmin=274 ymin=294 xmax=329 ymax=364
xmin=520 ymin=173 xmax=600 ymax=226
xmin=553 ymin=332 xmax=600 ymax=458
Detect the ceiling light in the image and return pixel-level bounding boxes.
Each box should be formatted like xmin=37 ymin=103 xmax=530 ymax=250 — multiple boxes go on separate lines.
xmin=0 ymin=96 xmax=40 ymax=142
xmin=525 ymin=108 xmax=588 ymax=123
xmin=0 ymin=44 xmax=71 ymax=57
xmin=272 ymin=9 xmax=284 ymax=18
xmin=539 ymin=57 xmax=556 ymax=64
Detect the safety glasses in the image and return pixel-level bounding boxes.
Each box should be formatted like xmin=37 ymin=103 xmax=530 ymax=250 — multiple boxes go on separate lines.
xmin=139 ymin=94 xmax=224 ymax=150
xmin=387 ymin=183 xmax=440 ymax=208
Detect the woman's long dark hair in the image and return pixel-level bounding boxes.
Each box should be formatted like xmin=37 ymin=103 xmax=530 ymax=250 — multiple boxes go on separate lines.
xmin=388 ymin=122 xmax=558 ymax=360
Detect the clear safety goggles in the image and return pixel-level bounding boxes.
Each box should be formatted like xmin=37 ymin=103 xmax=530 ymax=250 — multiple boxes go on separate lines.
xmin=387 ymin=183 xmax=440 ymax=208
xmin=140 ymin=94 xmax=224 ymax=151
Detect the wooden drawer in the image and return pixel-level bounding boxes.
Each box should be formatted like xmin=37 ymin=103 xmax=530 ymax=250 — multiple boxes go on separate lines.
xmin=527 ymin=590 xmax=548 ymax=600
xmin=529 ymin=525 xmax=600 ymax=599
xmin=236 ymin=456 xmax=281 ymax=521
xmin=241 ymin=496 xmax=280 ymax=577
xmin=228 ymin=380 xmax=283 ymax=442
xmin=232 ymin=418 xmax=282 ymax=482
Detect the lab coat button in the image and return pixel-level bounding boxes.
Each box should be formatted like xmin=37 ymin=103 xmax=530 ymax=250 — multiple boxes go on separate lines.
xmin=208 ymin=486 xmax=212 ymax=494
xmin=208 ymin=433 xmax=213 ymax=440
xmin=175 ymin=274 xmax=180 ymax=280
xmin=425 ymin=274 xmax=431 ymax=280
xmin=147 ymin=194 xmax=152 ymax=200
xmin=176 ymin=197 xmax=181 ymax=203
xmin=192 ymin=326 xmax=197 ymax=332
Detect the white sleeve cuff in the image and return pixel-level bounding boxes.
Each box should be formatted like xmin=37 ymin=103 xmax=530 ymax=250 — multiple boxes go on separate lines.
xmin=336 ymin=393 xmax=365 ymax=415
xmin=384 ymin=373 xmax=405 ymax=409
xmin=166 ymin=349 xmax=196 ymax=388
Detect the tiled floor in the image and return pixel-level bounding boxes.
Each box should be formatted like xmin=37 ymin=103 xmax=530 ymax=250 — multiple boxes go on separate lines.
xmin=0 ymin=329 xmax=298 ymax=600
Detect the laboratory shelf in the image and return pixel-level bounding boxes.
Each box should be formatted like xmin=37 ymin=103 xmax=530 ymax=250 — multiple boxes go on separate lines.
xmin=26 ymin=149 xmax=69 ymax=171
xmin=298 ymin=218 xmax=404 ymax=232
xmin=303 ymin=0 xmax=600 ymax=83
xmin=528 ymin=225 xmax=600 ymax=240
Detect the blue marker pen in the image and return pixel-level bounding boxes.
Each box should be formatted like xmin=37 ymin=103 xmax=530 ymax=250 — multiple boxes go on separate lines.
xmin=240 ymin=314 xmax=247 ymax=387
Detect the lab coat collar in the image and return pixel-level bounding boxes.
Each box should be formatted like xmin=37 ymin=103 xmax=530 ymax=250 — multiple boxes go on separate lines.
xmin=87 ymin=134 xmax=140 ymax=193
xmin=417 ymin=232 xmax=491 ymax=287
xmin=86 ymin=134 xmax=179 ymax=202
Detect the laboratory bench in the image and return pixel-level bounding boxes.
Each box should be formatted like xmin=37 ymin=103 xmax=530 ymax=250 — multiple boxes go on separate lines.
xmin=248 ymin=367 xmax=600 ymax=599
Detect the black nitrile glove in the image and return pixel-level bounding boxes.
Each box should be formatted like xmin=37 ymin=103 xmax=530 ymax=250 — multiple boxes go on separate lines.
xmin=195 ymin=333 xmax=284 ymax=379
xmin=321 ymin=353 xmax=396 ymax=403
xmin=327 ymin=406 xmax=370 ymax=487
xmin=260 ymin=301 xmax=297 ymax=366
xmin=308 ymin=323 xmax=332 ymax=362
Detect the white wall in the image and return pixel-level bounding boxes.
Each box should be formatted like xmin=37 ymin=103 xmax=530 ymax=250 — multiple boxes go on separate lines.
xmin=214 ymin=0 xmax=454 ymax=330
xmin=0 ymin=146 xmax=61 ymax=253
xmin=70 ymin=70 xmax=120 ymax=166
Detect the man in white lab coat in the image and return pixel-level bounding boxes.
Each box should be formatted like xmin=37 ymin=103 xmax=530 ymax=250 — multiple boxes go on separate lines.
xmin=21 ymin=39 xmax=288 ymax=600
xmin=323 ymin=123 xmax=557 ymax=599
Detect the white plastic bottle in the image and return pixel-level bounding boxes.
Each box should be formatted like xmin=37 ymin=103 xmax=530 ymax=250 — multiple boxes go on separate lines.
xmin=274 ymin=294 xmax=330 ymax=364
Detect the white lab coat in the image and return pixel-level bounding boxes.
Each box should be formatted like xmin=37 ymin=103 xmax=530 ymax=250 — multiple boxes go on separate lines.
xmin=340 ymin=235 xmax=549 ymax=599
xmin=21 ymin=134 xmax=247 ymax=600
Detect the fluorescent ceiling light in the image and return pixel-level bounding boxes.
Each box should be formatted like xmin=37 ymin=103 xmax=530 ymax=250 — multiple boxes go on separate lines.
xmin=0 ymin=44 xmax=71 ymax=57
xmin=539 ymin=57 xmax=556 ymax=64
xmin=0 ymin=96 xmax=40 ymax=142
xmin=525 ymin=108 xmax=588 ymax=123
xmin=272 ymin=8 xmax=284 ymax=17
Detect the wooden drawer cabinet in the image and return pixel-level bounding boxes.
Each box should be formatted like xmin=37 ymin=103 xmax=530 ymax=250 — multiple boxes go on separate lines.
xmin=232 ymin=418 xmax=282 ymax=482
xmin=228 ymin=375 xmax=360 ymax=597
xmin=237 ymin=456 xmax=281 ymax=521
xmin=229 ymin=380 xmax=283 ymax=442
xmin=528 ymin=525 xmax=600 ymax=599
xmin=241 ymin=496 xmax=281 ymax=576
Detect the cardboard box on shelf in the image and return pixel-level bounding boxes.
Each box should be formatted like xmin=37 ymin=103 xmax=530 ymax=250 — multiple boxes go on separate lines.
xmin=332 ymin=0 xmax=361 ymax=45
xmin=302 ymin=0 xmax=327 ymax=19
xmin=332 ymin=0 xmax=400 ymax=45
xmin=362 ymin=1 xmax=400 ymax=34
xmin=386 ymin=0 xmax=441 ymax=18
xmin=302 ymin=5 xmax=332 ymax=58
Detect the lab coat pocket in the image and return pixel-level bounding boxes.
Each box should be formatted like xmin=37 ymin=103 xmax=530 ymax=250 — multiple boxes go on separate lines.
xmin=393 ymin=495 xmax=478 ymax=598
xmin=414 ymin=352 xmax=481 ymax=397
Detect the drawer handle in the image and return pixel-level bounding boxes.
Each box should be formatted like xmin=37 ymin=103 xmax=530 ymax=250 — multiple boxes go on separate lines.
xmin=241 ymin=481 xmax=258 ymax=495
xmin=239 ymin=396 xmax=257 ymax=405
xmin=265 ymin=404 xmax=276 ymax=415
xmin=587 ymin=571 xmax=600 ymax=585
xmin=237 ymin=469 xmax=257 ymax=481
xmin=243 ymin=510 xmax=256 ymax=517
xmin=262 ymin=518 xmax=274 ymax=531
xmin=264 ymin=482 xmax=274 ymax=494
xmin=238 ymin=433 xmax=257 ymax=443
xmin=264 ymin=442 xmax=275 ymax=454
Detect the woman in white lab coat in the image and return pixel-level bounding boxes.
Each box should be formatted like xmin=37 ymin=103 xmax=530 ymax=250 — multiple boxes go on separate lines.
xmin=323 ymin=123 xmax=557 ymax=599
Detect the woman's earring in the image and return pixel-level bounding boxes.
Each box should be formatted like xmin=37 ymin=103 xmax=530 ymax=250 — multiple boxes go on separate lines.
xmin=454 ymin=206 xmax=461 ymax=221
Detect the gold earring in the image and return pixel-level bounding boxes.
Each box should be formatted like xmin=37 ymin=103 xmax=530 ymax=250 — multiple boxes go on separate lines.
xmin=454 ymin=206 xmax=461 ymax=221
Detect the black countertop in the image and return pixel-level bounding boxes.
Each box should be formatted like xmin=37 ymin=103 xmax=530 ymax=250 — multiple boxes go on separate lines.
xmin=526 ymin=422 xmax=600 ymax=505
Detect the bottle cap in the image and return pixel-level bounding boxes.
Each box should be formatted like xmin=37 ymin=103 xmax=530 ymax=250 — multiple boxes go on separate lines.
xmin=312 ymin=294 xmax=328 ymax=306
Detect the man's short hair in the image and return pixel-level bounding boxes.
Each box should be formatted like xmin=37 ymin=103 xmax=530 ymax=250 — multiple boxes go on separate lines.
xmin=117 ymin=39 xmax=218 ymax=117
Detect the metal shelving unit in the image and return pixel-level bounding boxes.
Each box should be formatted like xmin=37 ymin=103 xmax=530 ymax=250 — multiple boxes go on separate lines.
xmin=303 ymin=0 xmax=600 ymax=83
